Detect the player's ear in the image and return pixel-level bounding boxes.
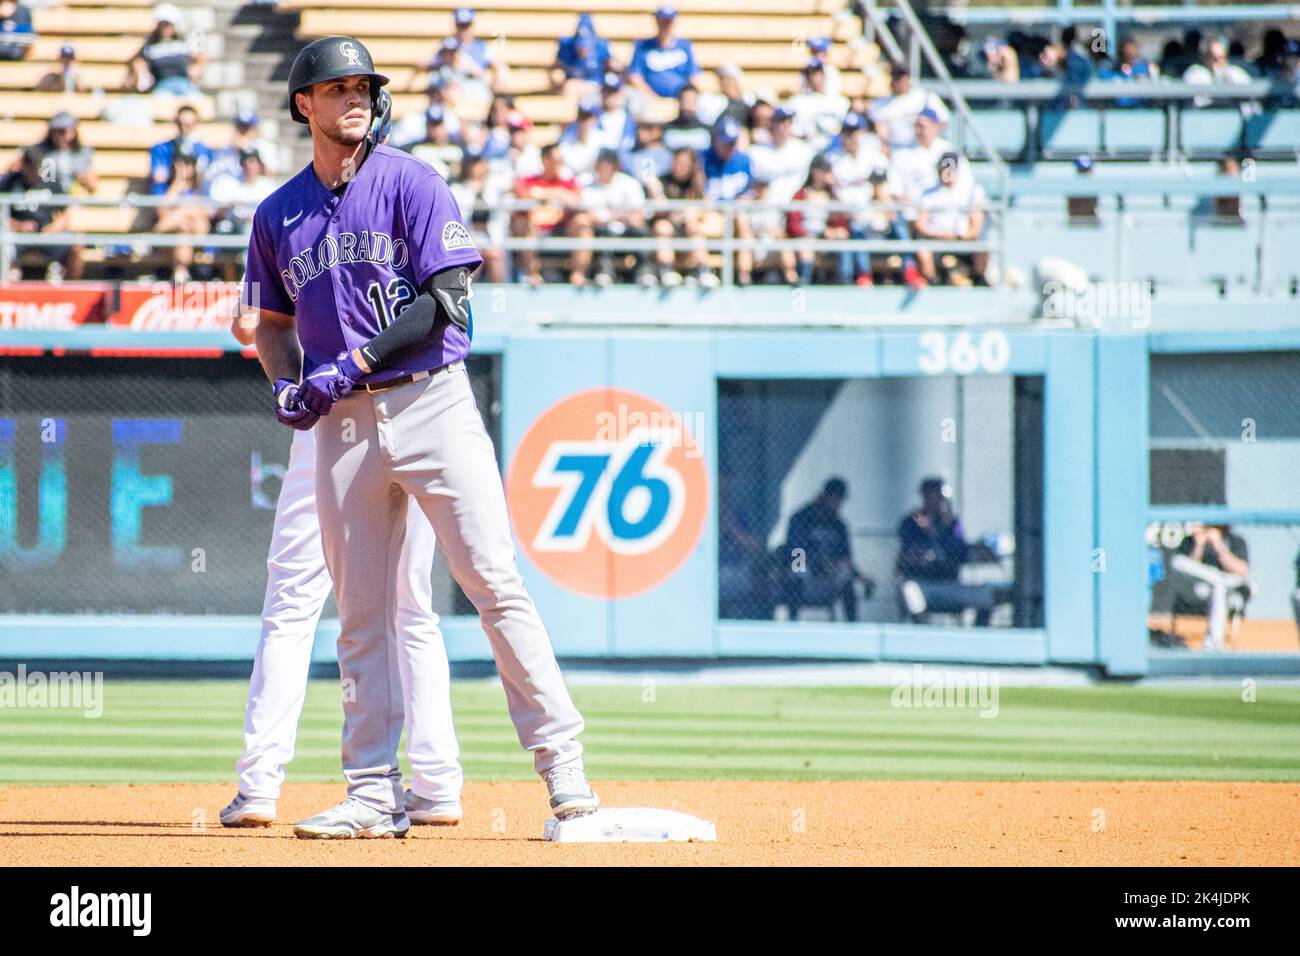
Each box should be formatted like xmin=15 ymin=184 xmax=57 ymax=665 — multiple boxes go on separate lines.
xmin=294 ymin=89 xmax=312 ymax=122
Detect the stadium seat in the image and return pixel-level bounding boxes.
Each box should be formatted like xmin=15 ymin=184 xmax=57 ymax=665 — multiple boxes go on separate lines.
xmin=1038 ymin=109 xmax=1101 ymax=158
xmin=0 ymin=92 xmax=214 ymax=122
xmin=962 ymin=109 xmax=1027 ymax=162
xmin=1245 ymin=111 xmax=1300 ymax=160
xmin=1179 ymin=109 xmax=1244 ymax=159
xmin=1188 ymin=219 xmax=1260 ymax=287
xmin=1102 ymin=109 xmax=1167 ymax=159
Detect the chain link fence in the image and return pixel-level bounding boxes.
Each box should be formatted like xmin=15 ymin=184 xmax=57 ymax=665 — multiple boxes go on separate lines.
xmin=0 ymin=354 xmax=499 ymax=616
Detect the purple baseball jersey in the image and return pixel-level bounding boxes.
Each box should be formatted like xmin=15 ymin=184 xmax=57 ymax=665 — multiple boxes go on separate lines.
xmin=243 ymin=144 xmax=481 ymax=387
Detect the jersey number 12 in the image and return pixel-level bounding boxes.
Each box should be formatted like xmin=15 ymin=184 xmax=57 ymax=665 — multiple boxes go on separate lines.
xmin=364 ymin=278 xmax=416 ymax=330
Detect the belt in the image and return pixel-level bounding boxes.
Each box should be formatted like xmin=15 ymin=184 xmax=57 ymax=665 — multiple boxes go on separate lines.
xmin=362 ymin=360 xmax=464 ymax=394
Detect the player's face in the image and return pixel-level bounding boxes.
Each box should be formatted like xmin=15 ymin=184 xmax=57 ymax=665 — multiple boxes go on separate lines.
xmin=302 ymin=74 xmax=372 ymax=147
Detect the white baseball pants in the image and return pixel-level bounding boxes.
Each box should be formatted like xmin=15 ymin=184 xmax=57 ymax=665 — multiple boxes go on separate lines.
xmin=235 ymin=426 xmax=463 ymax=807
xmin=314 ymin=363 xmax=585 ymax=814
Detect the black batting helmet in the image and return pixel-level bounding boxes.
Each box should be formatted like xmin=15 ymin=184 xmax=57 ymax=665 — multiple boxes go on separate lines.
xmin=287 ymin=35 xmax=389 ymax=125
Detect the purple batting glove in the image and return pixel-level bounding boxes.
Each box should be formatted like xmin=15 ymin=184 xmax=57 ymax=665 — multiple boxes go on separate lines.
xmin=298 ymin=350 xmax=366 ymax=416
xmin=273 ymin=377 xmax=320 ymax=431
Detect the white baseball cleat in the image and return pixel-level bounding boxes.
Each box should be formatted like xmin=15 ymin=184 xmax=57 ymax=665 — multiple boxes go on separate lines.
xmin=403 ymin=788 xmax=463 ymax=826
xmin=292 ymin=797 xmax=410 ymax=840
xmin=544 ymin=764 xmax=600 ymax=819
xmin=219 ymin=792 xmax=276 ymax=828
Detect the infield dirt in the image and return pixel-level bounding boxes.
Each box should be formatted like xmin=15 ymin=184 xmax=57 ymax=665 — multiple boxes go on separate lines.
xmin=1 ymin=780 xmax=1296 ymax=866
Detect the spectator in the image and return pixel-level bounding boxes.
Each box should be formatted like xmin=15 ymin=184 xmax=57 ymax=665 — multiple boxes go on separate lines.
xmin=595 ymin=72 xmax=637 ymax=154
xmin=896 ymin=477 xmax=1006 ymax=626
xmin=747 ymin=98 xmax=774 ymax=147
xmin=502 ymin=109 xmax=540 ymax=179
xmin=785 ymin=60 xmax=849 ymax=151
xmin=662 ymin=83 xmax=711 ymax=154
xmin=0 ymin=150 xmax=82 ymax=281
xmin=128 ymin=3 xmax=206 ymax=96
xmin=805 ymin=36 xmax=843 ymax=97
xmin=21 ymin=112 xmax=97 ymax=196
xmin=782 ymin=477 xmax=870 ymax=622
xmin=511 ymin=142 xmax=592 ymax=286
xmin=152 ymin=147 xmax=209 ymax=283
xmin=404 ymin=106 xmax=465 ymax=180
xmin=750 ymin=107 xmax=813 ymax=205
xmin=1255 ymin=29 xmax=1291 ymax=79
xmin=623 ymin=120 xmax=672 ymax=182
xmin=450 ymin=154 xmax=507 ymax=283
xmin=887 ymin=106 xmax=955 ymax=228
xmin=36 ymin=43 xmax=90 ymax=93
xmin=1184 ymin=38 xmax=1252 ymax=107
xmin=628 ymin=5 xmax=699 ymax=103
xmin=868 ymin=64 xmax=950 ymax=153
xmin=149 ymin=105 xmax=213 ymax=195
xmin=887 ymin=107 xmax=955 ymax=288
xmin=391 ymin=75 xmax=461 ymax=149
xmin=559 ymin=96 xmax=605 ymax=179
xmin=0 ymin=0 xmax=33 ymax=63
xmin=699 ymin=64 xmax=753 ymax=128
xmin=1099 ymin=37 xmax=1160 ymax=108
xmin=209 ymin=147 xmax=274 ymax=278
xmin=479 ymin=92 xmax=518 ymax=161
xmin=703 ymin=118 xmax=759 ymax=284
xmin=550 ymin=12 xmax=613 ymax=98
xmin=1066 ymin=153 xmax=1100 ymax=224
xmin=1060 ymin=25 xmax=1096 ymax=86
xmin=784 ymin=154 xmax=852 ymax=285
xmin=580 ymin=148 xmax=654 ymax=286
xmin=208 ymin=111 xmax=280 ymax=182
xmin=431 ymin=7 xmax=504 ymax=104
xmin=1150 ymin=524 xmax=1250 ymax=652
xmin=830 ymin=113 xmax=890 ymax=286
xmin=972 ymin=37 xmax=1020 ymax=83
xmin=740 ymin=175 xmax=786 ymax=284
xmin=645 ymin=146 xmax=715 ymax=287
xmin=915 ymin=152 xmax=988 ymax=286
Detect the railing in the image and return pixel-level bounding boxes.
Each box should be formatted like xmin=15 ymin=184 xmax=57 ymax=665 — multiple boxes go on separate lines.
xmin=6 ymin=183 xmax=1300 ymax=291
xmin=1 ymin=193 xmax=1003 ymax=289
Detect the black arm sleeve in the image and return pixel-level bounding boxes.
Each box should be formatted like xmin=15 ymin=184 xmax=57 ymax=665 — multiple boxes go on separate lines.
xmin=354 ymin=265 xmax=473 ymax=372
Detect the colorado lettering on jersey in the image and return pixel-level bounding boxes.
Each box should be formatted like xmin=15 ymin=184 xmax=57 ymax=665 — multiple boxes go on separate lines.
xmin=279 ymin=230 xmax=410 ymax=303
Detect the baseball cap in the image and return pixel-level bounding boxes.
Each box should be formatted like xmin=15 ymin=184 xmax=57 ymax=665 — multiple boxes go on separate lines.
xmin=602 ymin=71 xmax=623 ymax=91
xmin=771 ymin=106 xmax=794 ymax=123
xmin=49 ymin=111 xmax=78 ymax=131
xmin=239 ymin=146 xmax=262 ymax=165
xmin=59 ymin=43 xmax=76 ymax=58
xmin=1074 ymin=153 xmax=1095 ymax=172
xmin=453 ymin=7 xmax=475 ymax=26
xmin=596 ymin=147 xmax=621 ymax=166
xmin=578 ymin=94 xmax=601 ymax=116
xmin=153 ymin=3 xmax=180 ymax=24
xmin=234 ymin=109 xmax=259 ymax=128
xmin=426 ymin=104 xmax=446 ymax=125
xmin=808 ymin=36 xmax=831 ymax=54
xmin=426 ymin=73 xmax=449 ymax=92
xmin=655 ymin=5 xmax=677 ymax=20
xmin=917 ymin=106 xmax=941 ymax=122
xmin=441 ymin=37 xmax=461 ymax=52
xmin=803 ymin=57 xmax=825 ymax=74
xmin=714 ymin=116 xmax=742 ymax=143
xmin=840 ymin=112 xmax=867 ymax=133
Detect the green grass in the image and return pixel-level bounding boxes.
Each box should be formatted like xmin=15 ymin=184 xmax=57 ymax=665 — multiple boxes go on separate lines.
xmin=1 ymin=680 xmax=1299 ymax=785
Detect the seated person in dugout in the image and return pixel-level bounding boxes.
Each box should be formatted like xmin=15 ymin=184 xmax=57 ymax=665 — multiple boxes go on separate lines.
xmin=1150 ymin=524 xmax=1250 ymax=651
xmin=896 ymin=477 xmax=1012 ymax=626
xmin=780 ymin=477 xmax=875 ymax=622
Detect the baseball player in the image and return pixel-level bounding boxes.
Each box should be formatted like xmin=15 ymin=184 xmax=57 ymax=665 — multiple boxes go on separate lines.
xmin=218 ymin=318 xmax=464 ymax=831
xmin=243 ymin=36 xmax=597 ymax=840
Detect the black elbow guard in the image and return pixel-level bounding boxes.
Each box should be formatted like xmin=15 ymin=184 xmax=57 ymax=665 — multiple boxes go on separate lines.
xmin=424 ymin=265 xmax=474 ymax=334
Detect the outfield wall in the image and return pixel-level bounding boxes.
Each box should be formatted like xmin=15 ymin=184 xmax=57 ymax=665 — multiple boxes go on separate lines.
xmin=2 ymin=283 xmax=1298 ymax=676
